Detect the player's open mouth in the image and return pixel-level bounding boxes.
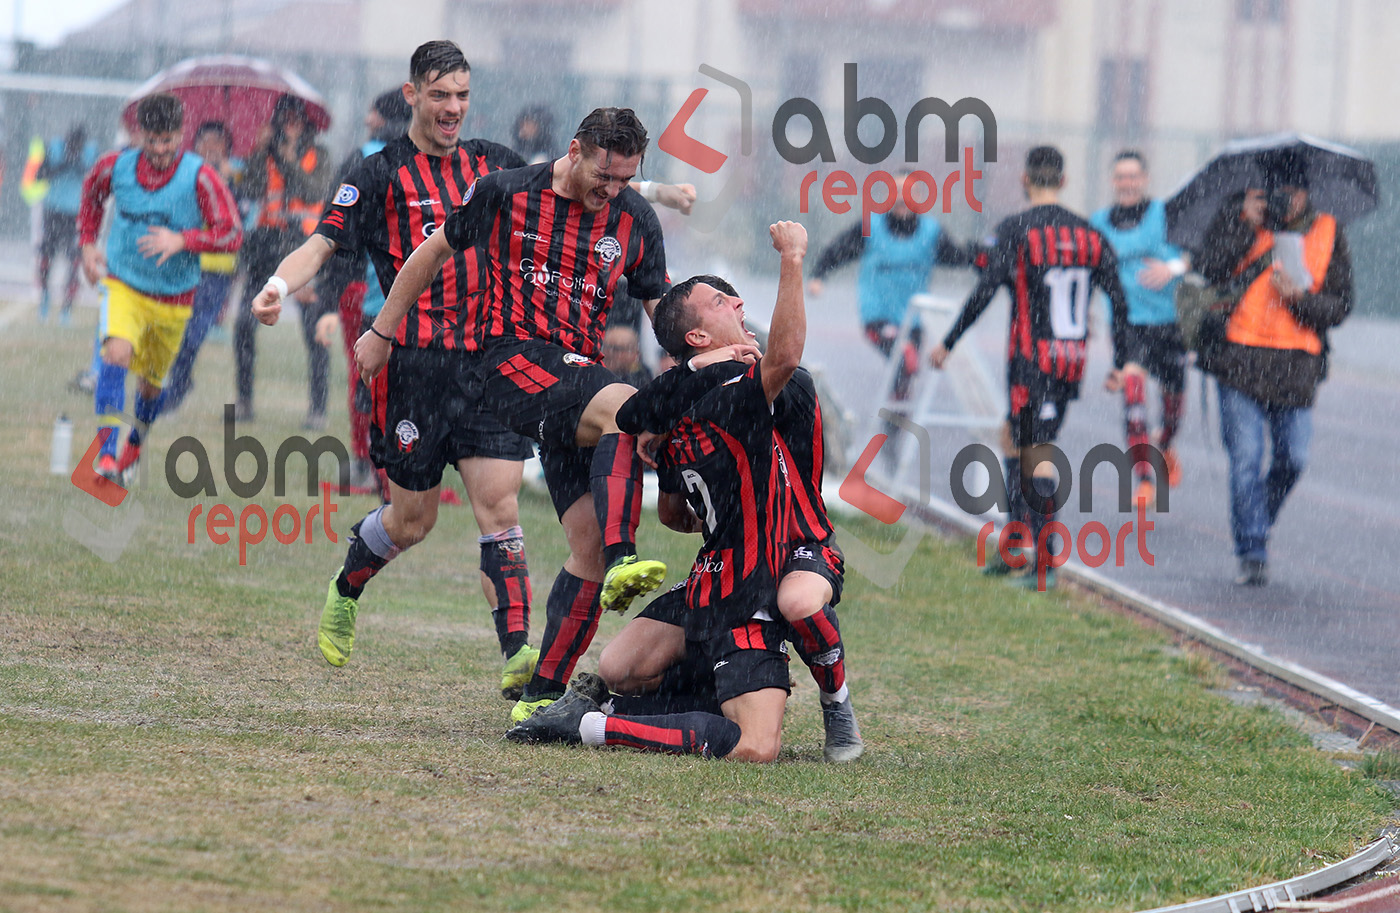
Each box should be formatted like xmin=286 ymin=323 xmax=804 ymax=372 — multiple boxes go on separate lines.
xmin=437 ymin=117 xmax=459 ymax=135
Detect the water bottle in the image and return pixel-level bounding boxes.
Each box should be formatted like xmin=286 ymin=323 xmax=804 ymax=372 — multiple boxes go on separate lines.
xmin=50 ymin=414 xmax=73 ymax=475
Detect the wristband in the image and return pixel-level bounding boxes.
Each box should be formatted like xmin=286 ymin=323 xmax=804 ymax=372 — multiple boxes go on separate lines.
xmin=1166 ymin=258 xmax=1188 ymax=277
xmin=369 ymin=324 xmax=393 ymax=342
xmin=635 ymin=180 xmax=660 ymax=202
xmin=266 ymin=275 xmax=289 ymax=300
xmin=686 ymin=356 xmax=698 ymax=372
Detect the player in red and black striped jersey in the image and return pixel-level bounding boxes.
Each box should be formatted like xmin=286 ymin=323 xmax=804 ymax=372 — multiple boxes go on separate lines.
xmin=506 ymin=221 xmax=812 ymax=761
xmin=931 ymin=145 xmax=1134 ymax=589
xmin=249 ymin=41 xmax=541 ymax=694
xmin=364 ymin=108 xmax=671 ymax=723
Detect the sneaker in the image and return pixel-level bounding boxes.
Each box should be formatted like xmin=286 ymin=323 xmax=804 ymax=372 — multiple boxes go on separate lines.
xmin=1134 ymin=479 xmax=1156 ymax=511
xmin=599 ymin=555 xmax=667 ymax=614
xmin=510 ymin=693 xmax=561 ymax=725
xmin=1234 ymin=558 xmax=1268 ymax=587
xmin=981 ymin=531 xmax=1025 ymax=576
xmin=505 ymin=673 xmax=609 ymax=744
xmin=97 ymin=453 xmax=121 ymax=483
xmin=116 ymin=442 xmax=141 ymax=486
xmin=438 ymin=487 xmax=462 ymax=506
xmin=821 ymin=697 xmax=864 ymax=762
xmin=1162 ymin=446 xmax=1182 ymax=488
xmin=38 ymin=290 xmax=51 ymax=322
xmin=68 ymin=371 xmax=96 ymax=395
xmin=500 ymin=644 xmax=539 ymax=700
xmin=318 ymin=570 xmax=358 ymax=666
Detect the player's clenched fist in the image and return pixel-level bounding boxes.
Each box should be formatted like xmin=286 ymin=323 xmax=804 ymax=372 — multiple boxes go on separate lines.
xmin=769 ymin=220 xmax=807 ymax=259
xmin=251 ymin=280 xmax=285 ymax=326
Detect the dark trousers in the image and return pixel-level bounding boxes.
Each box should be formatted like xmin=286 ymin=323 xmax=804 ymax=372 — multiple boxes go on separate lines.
xmin=233 ymin=227 xmax=329 ymax=414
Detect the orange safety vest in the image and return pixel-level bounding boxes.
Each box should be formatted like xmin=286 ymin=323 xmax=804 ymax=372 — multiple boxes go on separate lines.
xmin=258 ymin=147 xmax=322 ymax=235
xmin=1226 ymin=212 xmax=1335 ymax=356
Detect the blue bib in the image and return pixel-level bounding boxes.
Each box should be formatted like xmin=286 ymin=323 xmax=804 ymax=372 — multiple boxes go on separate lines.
xmin=107 ymin=149 xmax=204 ymax=297
xmin=1089 ymin=199 xmax=1181 ymax=326
xmin=857 ymin=213 xmax=942 ymax=326
xmin=358 ymin=139 xmax=388 ymax=317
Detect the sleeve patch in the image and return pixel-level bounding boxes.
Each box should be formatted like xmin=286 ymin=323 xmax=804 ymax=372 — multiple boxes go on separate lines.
xmin=334 ymin=184 xmax=360 ymax=206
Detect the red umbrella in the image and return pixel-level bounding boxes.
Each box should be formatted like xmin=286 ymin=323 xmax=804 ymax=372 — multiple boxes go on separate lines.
xmin=121 ymin=55 xmax=332 ymax=158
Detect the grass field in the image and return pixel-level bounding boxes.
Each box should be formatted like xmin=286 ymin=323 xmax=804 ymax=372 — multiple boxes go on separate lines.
xmin=0 ymin=301 xmax=1394 ymax=912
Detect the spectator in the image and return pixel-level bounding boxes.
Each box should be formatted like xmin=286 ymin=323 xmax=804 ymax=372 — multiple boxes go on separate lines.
xmin=511 ymin=104 xmax=555 ymax=165
xmin=233 ymin=93 xmax=334 ymax=426
xmin=1194 ymin=155 xmax=1352 ymax=586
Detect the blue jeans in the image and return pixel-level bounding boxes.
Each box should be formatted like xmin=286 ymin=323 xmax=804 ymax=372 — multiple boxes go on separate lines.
xmin=156 ymin=272 xmax=233 ymax=415
xmin=1217 ymin=381 xmax=1313 ymax=562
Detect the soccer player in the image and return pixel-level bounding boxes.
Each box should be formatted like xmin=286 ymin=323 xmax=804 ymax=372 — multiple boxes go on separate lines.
xmin=506 ymin=221 xmax=813 ymax=762
xmin=249 ymin=41 xmax=541 ymax=697
xmin=597 ymin=276 xmax=862 ymax=761
xmin=1089 ymin=150 xmax=1189 ymax=507
xmin=36 ymin=124 xmax=94 ymax=324
xmin=79 ymin=93 xmax=242 ymax=483
xmin=359 ymin=108 xmax=670 ymax=723
xmin=807 ymin=170 xmax=974 ymax=401
xmin=930 ymin=146 xmax=1132 ymax=589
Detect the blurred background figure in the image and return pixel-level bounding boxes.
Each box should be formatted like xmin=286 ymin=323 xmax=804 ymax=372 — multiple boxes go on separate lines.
xmin=314 ymin=86 xmax=413 ymax=492
xmin=36 ymin=125 xmax=96 ymax=324
xmin=511 ymin=104 xmax=555 ymax=165
xmin=156 ymin=121 xmax=243 ymax=418
xmin=233 ymin=93 xmax=333 ymax=426
xmin=601 ymin=325 xmax=652 ymax=389
xmin=1089 ymin=150 xmax=1189 ymax=509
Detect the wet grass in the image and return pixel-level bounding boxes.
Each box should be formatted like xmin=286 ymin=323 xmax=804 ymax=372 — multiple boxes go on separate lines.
xmin=0 ymin=300 xmax=1394 ymax=912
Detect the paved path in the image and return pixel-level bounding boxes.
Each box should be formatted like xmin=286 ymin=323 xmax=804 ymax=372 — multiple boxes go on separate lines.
xmin=722 ymin=266 xmax=1400 ymax=710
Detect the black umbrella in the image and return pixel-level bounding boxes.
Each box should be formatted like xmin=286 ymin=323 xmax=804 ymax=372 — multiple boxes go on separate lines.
xmin=1164 ymin=132 xmax=1378 ymax=250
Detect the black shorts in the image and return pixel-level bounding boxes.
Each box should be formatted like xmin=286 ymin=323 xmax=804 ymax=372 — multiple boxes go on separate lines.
xmin=40 ymin=209 xmax=78 ymax=260
xmin=480 ymin=338 xmax=624 ymax=448
xmin=1008 ymin=381 xmax=1070 ymax=448
xmin=704 ymin=618 xmax=792 ymax=705
xmin=782 ymin=538 xmax=845 ymax=607
xmin=1122 ymin=323 xmax=1187 ymax=393
xmin=369 ymin=347 xmax=534 ymax=492
xmin=636 ymin=586 xmax=790 ymax=705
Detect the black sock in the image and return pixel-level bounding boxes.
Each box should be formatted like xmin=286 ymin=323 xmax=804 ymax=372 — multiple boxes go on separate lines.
xmin=523 ymin=568 xmax=601 ymax=700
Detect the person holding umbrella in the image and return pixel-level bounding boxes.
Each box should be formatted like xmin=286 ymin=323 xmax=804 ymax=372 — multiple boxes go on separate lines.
xmin=233 ymin=93 xmax=334 ymax=426
xmin=1191 ymin=150 xmax=1354 ymax=587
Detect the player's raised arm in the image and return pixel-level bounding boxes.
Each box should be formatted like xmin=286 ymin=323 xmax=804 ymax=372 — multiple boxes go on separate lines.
xmin=760 ymin=220 xmax=808 ymax=403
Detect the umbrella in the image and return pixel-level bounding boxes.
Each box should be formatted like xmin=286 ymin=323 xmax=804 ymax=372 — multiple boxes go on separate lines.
xmin=1164 ymin=132 xmax=1378 ymax=250
xmin=121 ymin=55 xmax=332 ymax=158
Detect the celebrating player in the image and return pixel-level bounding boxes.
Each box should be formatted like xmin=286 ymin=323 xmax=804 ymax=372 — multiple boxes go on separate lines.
xmin=250 ymin=41 xmax=540 ymax=696
xmin=930 ymin=146 xmax=1133 ymax=589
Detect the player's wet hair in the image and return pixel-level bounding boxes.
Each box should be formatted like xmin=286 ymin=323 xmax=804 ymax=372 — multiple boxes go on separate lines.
xmin=410 ymin=40 xmax=470 ymax=86
xmin=1113 ymin=149 xmax=1147 ymax=170
xmin=653 ymin=274 xmax=738 ymax=359
xmin=574 ymin=107 xmax=649 ymax=160
xmin=136 ymin=93 xmax=183 ymax=135
xmin=1025 ymin=145 xmax=1064 ymax=188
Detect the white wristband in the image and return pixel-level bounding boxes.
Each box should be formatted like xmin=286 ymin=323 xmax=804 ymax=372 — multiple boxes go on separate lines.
xmin=266 ymin=275 xmax=289 ymax=300
xmin=635 ymin=180 xmax=660 ymax=202
xmin=1166 ymin=258 xmax=1188 ymax=277
xmin=686 ymin=356 xmax=698 ymax=372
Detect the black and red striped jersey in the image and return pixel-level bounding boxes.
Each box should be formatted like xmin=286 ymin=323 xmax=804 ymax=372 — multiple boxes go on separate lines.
xmin=617 ymin=361 xmax=835 ymax=548
xmin=315 ymin=135 xmax=525 ymax=351
xmin=442 ymin=163 xmax=667 ymax=357
xmin=653 ymin=361 xmax=798 ymax=641
xmin=942 ymin=204 xmax=1130 ymax=397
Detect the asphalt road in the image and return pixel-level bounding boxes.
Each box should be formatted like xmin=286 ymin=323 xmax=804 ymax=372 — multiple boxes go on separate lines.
xmin=724 ymin=267 xmax=1400 ymax=711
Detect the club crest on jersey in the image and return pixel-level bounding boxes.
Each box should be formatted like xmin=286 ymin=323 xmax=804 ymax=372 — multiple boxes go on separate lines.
xmin=334 ymin=184 xmax=359 ymax=206
xmin=562 ymin=353 xmax=594 ymax=367
xmin=593 ymin=236 xmax=623 ymax=264
xmin=461 ymin=182 xmax=475 ymax=206
xmin=395 ymin=420 xmax=420 ymax=453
